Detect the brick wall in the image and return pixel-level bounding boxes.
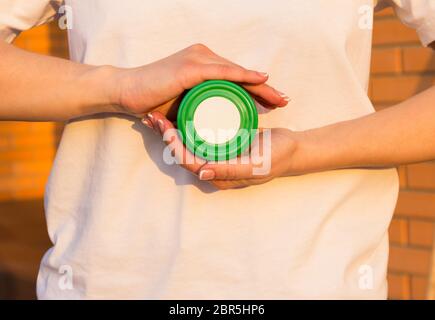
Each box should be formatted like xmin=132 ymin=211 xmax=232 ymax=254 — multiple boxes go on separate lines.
xmin=372 ymin=8 xmax=435 ymax=300
xmin=0 ymin=9 xmax=434 ymax=299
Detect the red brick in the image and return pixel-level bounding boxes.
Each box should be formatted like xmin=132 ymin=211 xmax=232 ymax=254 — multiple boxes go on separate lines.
xmin=375 ymin=7 xmax=395 ymax=18
xmin=0 ymin=176 xmax=48 ymax=193
xmin=388 ymin=246 xmax=432 ymax=275
xmin=0 ymin=122 xmax=55 ymax=134
xmin=7 ymin=135 xmax=54 ymax=149
xmin=0 ymin=148 xmax=55 ymax=162
xmin=371 ymin=75 xmax=435 ymax=103
xmin=407 ymin=162 xmax=435 ymax=190
xmin=411 ymin=276 xmax=428 ymax=300
xmin=398 ymin=166 xmax=407 ymax=189
xmin=373 ymin=19 xmax=420 ymax=45
xmin=11 ymin=189 xmax=46 ymax=200
xmin=403 ymin=47 xmax=435 ymax=73
xmin=409 ymin=220 xmax=434 ymax=247
xmin=429 ymin=278 xmax=435 ymax=299
xmin=371 ymin=47 xmax=402 ymax=74
xmin=389 ymin=218 xmax=408 ymax=245
xmin=11 ymin=161 xmax=52 ymax=177
xmin=395 ymin=191 xmax=435 ymax=219
xmin=388 ymin=273 xmax=411 ymax=300
xmin=0 ymin=164 xmax=11 ymax=176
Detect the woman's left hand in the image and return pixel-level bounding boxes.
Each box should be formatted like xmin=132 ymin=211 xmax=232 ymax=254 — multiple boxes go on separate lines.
xmin=145 ymin=111 xmax=300 ymax=189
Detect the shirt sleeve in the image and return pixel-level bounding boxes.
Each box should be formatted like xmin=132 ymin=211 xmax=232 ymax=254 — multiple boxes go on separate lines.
xmin=376 ymin=0 xmax=435 ymax=47
xmin=0 ymin=0 xmax=62 ymax=43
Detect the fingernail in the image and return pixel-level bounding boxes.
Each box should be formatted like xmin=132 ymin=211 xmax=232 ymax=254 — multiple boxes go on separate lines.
xmin=147 ymin=113 xmax=154 ymax=119
xmin=141 ymin=118 xmax=153 ymax=129
xmin=277 ymin=91 xmax=291 ymax=102
xmin=199 ymin=169 xmax=215 ymax=181
xmin=258 ymin=72 xmax=269 ymax=78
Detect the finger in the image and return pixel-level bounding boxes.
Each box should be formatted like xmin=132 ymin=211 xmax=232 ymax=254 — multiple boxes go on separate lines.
xmin=147 ymin=112 xmax=207 ymax=174
xmin=144 ymin=113 xmax=160 ymax=132
xmin=147 ymin=112 xmax=174 ymax=137
xmin=208 ymin=56 xmax=289 ymax=108
xmin=242 ymin=83 xmax=290 ymax=108
xmin=198 ymin=161 xmax=255 ymax=181
xmin=212 ymin=180 xmax=247 ymax=190
xmin=250 ymin=93 xmax=278 ymax=110
xmin=212 ymin=176 xmax=273 ymax=190
xmin=141 ymin=118 xmax=154 ymax=129
xmin=199 ymin=63 xmax=268 ymax=85
xmin=212 ymin=180 xmax=253 ymax=190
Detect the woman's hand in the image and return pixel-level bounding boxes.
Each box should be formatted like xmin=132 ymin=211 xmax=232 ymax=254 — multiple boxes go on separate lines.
xmin=0 ymin=41 xmax=288 ymax=121
xmin=145 ymin=111 xmax=301 ymax=190
xmin=111 ymin=44 xmax=290 ymax=119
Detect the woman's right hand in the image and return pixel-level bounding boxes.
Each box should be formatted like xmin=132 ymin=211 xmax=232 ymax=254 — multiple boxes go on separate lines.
xmin=110 ymin=44 xmax=290 ymax=119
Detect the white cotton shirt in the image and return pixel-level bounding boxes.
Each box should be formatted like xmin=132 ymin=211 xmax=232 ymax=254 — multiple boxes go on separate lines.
xmin=1 ymin=0 xmax=435 ymax=299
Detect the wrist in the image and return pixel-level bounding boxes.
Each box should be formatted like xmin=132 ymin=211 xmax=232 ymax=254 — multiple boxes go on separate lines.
xmin=106 ymin=65 xmax=154 ymax=117
xmin=287 ymin=125 xmax=342 ymax=175
xmin=72 ymin=64 xmax=125 ymax=117
xmin=94 ymin=65 xmax=125 ymax=113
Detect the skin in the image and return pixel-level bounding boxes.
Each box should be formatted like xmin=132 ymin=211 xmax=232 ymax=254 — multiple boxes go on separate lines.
xmin=145 ymin=42 xmax=435 ymax=190
xmin=1 ymin=38 xmax=434 ymax=190
xmin=0 ymin=42 xmax=289 ymax=121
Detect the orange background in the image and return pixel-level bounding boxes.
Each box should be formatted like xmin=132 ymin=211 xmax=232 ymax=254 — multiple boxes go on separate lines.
xmin=0 ymin=9 xmax=434 ymax=299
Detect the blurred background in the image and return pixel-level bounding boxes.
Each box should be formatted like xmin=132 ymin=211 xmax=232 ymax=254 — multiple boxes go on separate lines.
xmin=0 ymin=8 xmax=434 ymax=299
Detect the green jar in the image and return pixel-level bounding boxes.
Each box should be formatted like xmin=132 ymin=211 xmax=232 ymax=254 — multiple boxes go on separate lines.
xmin=177 ymin=80 xmax=258 ymax=161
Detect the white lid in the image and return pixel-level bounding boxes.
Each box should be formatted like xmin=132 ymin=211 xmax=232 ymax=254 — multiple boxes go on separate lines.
xmin=193 ymin=96 xmax=241 ymax=144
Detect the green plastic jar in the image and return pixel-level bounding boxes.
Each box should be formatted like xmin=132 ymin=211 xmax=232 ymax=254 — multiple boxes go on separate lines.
xmin=177 ymin=80 xmax=258 ymax=161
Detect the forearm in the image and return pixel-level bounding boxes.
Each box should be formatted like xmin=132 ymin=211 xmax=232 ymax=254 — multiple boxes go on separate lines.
xmin=293 ymin=85 xmax=435 ymax=173
xmin=0 ymin=42 xmax=284 ymax=122
xmin=0 ymin=41 xmax=120 ymax=121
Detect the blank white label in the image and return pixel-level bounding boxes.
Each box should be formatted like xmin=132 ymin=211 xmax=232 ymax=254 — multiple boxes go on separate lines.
xmin=193 ymin=97 xmax=241 ymax=144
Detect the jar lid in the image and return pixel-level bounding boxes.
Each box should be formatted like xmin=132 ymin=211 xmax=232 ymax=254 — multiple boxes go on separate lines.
xmin=177 ymin=80 xmax=258 ymax=161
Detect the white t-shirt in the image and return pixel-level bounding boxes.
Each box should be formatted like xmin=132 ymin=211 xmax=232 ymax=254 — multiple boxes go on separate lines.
xmin=1 ymin=0 xmax=434 ymax=299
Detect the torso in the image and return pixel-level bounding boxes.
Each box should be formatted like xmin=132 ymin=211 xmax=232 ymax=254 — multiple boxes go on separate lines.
xmin=38 ymin=0 xmax=398 ymax=299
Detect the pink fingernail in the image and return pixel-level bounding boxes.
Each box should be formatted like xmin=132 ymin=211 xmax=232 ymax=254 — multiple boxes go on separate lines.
xmin=141 ymin=118 xmax=153 ymax=129
xmin=199 ymin=169 xmax=215 ymax=181
xmin=147 ymin=113 xmax=154 ymax=119
xmin=258 ymin=72 xmax=269 ymax=78
xmin=277 ymin=91 xmax=290 ymax=102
